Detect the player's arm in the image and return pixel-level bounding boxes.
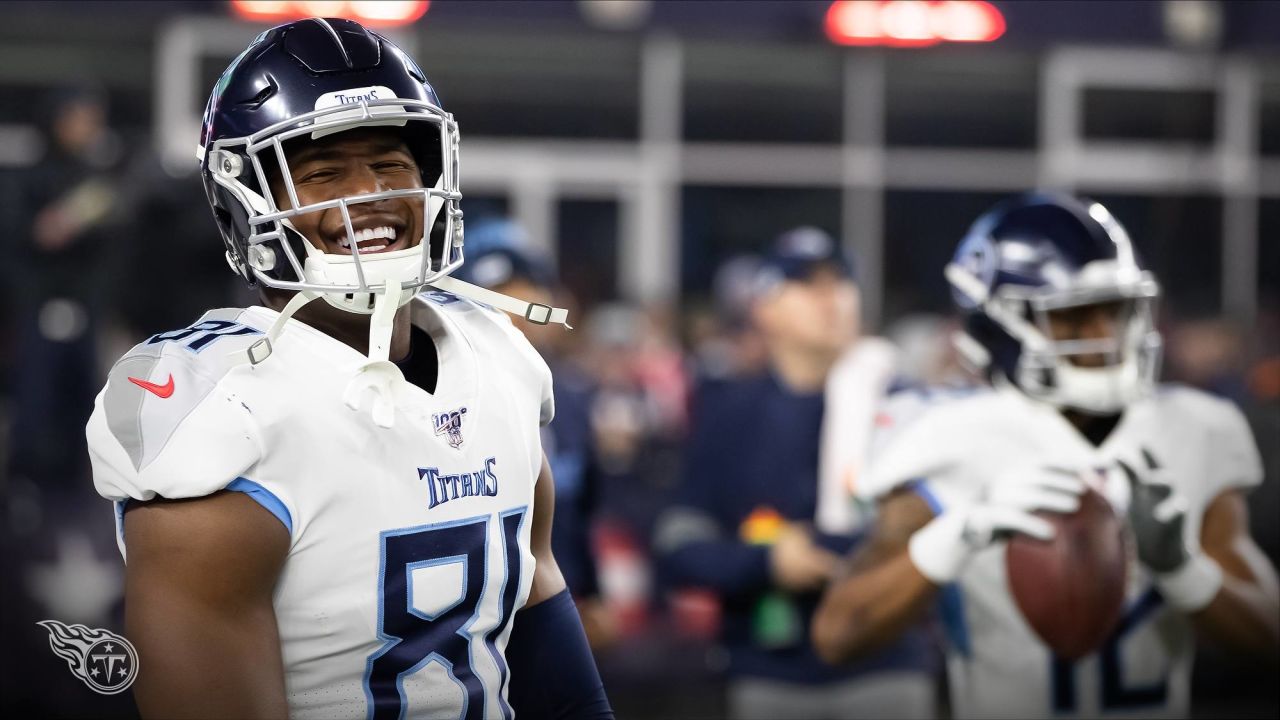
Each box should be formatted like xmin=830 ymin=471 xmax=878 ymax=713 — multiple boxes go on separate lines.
xmin=655 ymin=392 xmax=839 ymax=597
xmin=812 ymin=488 xmax=938 ymax=663
xmin=814 ymin=468 xmax=1079 ymax=664
xmin=1122 ymin=450 xmax=1279 ymax=665
xmin=1185 ymin=490 xmax=1280 ymax=663
xmin=505 ymin=454 xmax=614 ymax=719
xmin=123 ymin=492 xmax=290 ymax=720
xmin=526 ymin=453 xmax=568 ymax=604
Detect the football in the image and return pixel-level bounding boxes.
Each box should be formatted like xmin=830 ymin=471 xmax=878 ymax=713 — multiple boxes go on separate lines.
xmin=1005 ymin=485 xmax=1128 ymax=660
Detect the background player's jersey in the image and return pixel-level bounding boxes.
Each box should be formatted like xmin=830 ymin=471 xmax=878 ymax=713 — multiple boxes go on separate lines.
xmin=859 ymin=384 xmax=1263 ymax=720
xmin=86 ymin=292 xmax=554 ymax=720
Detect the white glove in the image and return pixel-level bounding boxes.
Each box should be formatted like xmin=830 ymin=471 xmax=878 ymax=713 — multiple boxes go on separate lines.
xmin=908 ymin=468 xmax=1086 ymax=584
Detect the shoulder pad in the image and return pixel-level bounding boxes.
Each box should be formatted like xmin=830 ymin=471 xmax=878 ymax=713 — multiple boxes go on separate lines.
xmin=102 ymin=310 xmax=263 ymax=471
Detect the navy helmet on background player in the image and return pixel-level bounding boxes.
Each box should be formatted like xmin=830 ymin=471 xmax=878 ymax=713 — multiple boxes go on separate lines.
xmin=945 ymin=192 xmax=1161 ymax=414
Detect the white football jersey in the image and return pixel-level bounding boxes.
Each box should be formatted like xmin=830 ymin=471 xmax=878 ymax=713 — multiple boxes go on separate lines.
xmin=858 ymin=384 xmax=1263 ymax=720
xmin=87 ymin=292 xmax=554 ymax=720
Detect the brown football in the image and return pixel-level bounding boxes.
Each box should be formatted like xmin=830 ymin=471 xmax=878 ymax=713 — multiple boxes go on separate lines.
xmin=1005 ymin=485 xmax=1128 ymax=660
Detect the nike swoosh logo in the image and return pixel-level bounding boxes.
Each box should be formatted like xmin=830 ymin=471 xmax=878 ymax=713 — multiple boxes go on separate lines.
xmin=128 ymin=374 xmax=175 ymax=398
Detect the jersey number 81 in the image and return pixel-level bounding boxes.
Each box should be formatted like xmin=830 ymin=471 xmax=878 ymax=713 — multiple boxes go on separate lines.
xmin=364 ymin=509 xmax=527 ymax=720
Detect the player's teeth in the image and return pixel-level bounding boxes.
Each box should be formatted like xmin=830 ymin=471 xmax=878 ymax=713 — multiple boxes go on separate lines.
xmin=339 ymin=238 xmax=350 ymax=248
xmin=364 ymin=243 xmax=387 ymax=252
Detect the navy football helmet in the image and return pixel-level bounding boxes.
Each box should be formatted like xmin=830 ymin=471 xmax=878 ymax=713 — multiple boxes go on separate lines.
xmin=199 ymin=17 xmax=462 ymax=316
xmin=946 ymin=193 xmax=1161 ymax=414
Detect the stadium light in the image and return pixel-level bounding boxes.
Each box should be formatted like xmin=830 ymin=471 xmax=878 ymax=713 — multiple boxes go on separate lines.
xmin=229 ymin=0 xmax=430 ymax=27
xmin=825 ymin=0 xmax=1005 ymax=47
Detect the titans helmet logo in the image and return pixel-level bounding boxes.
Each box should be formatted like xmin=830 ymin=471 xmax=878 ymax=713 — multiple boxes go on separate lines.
xmin=433 ymin=407 xmax=468 ymax=449
xmin=37 ymin=620 xmax=138 ymax=695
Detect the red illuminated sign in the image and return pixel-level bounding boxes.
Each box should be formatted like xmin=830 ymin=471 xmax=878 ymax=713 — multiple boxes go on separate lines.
xmin=229 ymin=0 xmax=430 ymax=27
xmin=825 ymin=0 xmax=1006 ymax=47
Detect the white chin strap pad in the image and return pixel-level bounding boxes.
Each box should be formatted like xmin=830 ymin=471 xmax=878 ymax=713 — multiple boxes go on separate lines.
xmin=343 ymin=280 xmax=406 ymax=429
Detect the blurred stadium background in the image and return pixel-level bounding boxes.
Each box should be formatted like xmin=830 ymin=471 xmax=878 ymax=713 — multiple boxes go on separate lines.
xmin=1 ymin=1 xmax=1277 ymax=718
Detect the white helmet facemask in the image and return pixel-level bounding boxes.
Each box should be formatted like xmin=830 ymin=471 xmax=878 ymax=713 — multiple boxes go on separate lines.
xmin=204 ymin=95 xmax=570 ymax=428
xmin=1017 ymin=289 xmax=1162 ymax=414
xmin=947 ymin=259 xmax=1162 ymax=415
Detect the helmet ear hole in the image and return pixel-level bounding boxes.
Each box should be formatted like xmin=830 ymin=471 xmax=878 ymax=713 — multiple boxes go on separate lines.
xmin=428 ymin=210 xmax=449 ymax=268
xmin=212 ymin=206 xmax=254 ymax=285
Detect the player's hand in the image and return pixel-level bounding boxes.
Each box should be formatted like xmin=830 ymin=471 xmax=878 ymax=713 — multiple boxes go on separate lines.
xmin=1118 ymin=449 xmax=1223 ymax=611
xmin=908 ymin=468 xmax=1086 ymax=584
xmin=1118 ymin=449 xmax=1189 ymax=573
xmin=769 ymin=523 xmax=840 ymax=593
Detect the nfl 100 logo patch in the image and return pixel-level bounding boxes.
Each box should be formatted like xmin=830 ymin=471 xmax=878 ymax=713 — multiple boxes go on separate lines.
xmin=433 ymin=407 xmax=468 ymax=449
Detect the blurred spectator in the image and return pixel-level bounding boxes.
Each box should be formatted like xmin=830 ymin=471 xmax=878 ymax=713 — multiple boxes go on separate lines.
xmin=2 ymin=86 xmax=126 ymax=491
xmin=690 ymin=254 xmax=769 ymax=382
xmin=113 ymin=158 xmax=246 ymax=340
xmin=882 ymin=313 xmax=969 ymax=388
xmin=0 ymin=85 xmax=136 ymax=720
xmin=656 ymin=228 xmax=936 ymax=720
xmin=455 ymin=218 xmax=617 ymax=649
xmin=583 ymin=301 xmax=689 ymax=491
xmin=1164 ymin=315 xmax=1250 ymax=403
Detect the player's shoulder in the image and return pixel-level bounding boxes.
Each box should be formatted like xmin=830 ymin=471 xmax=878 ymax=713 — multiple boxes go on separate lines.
xmin=1141 ymin=382 xmax=1258 ymax=458
xmin=414 ymin=289 xmax=525 ymax=349
xmin=876 ymin=382 xmax=1005 ymax=435
xmin=89 ymin=309 xmax=266 ymax=501
xmin=412 ymin=290 xmax=556 ymax=422
xmin=859 ymin=384 xmax=1012 ymax=501
xmin=1147 ymin=382 xmax=1247 ymax=426
xmin=106 ymin=307 xmax=265 ymax=390
xmin=95 ymin=308 xmax=265 ymax=455
xmin=1140 ymin=383 xmax=1263 ymax=496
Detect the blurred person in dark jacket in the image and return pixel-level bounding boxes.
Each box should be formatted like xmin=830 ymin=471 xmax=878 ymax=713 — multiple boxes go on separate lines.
xmin=691 ymin=253 xmax=770 ymax=382
xmin=2 ymin=86 xmax=126 ymax=490
xmin=455 ymin=218 xmax=617 ymax=649
xmin=656 ymin=228 xmax=935 ymax=720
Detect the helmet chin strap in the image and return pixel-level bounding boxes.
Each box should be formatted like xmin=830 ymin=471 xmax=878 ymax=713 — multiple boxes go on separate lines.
xmin=429 ymin=275 xmax=572 ymax=329
xmin=228 ymin=279 xmax=408 ymax=428
xmin=341 ymin=279 xmax=405 ymax=429
xmin=230 ymin=288 xmax=322 ymax=367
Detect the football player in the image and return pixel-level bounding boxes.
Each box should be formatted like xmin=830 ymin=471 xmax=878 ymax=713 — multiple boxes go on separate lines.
xmin=812 ymin=193 xmax=1279 ymax=718
xmin=85 ymin=18 xmax=611 ymax=719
